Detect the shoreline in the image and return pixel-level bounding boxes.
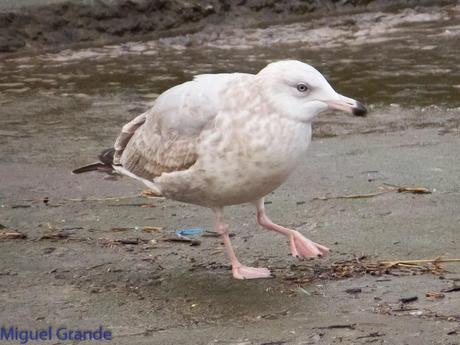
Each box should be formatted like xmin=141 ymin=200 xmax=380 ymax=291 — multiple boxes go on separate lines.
xmin=0 ymin=0 xmax=455 ymax=54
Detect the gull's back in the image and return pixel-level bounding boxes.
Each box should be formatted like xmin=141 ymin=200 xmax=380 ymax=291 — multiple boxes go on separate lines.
xmin=118 ymin=72 xmax=254 ymax=183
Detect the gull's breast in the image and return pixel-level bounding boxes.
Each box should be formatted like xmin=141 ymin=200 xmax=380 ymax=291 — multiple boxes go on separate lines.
xmin=156 ymin=113 xmax=312 ymax=207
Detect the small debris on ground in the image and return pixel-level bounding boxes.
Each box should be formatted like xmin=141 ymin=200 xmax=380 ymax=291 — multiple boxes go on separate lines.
xmin=260 ymin=310 xmax=289 ymax=320
xmin=176 ymin=227 xmax=204 ymax=236
xmin=379 ymin=257 xmax=460 ymax=272
xmin=426 ymin=291 xmax=445 ymax=300
xmin=143 ymin=226 xmax=162 ymax=233
xmin=298 ymin=287 xmax=311 ymax=295
xmin=42 ymin=247 xmax=56 ymax=254
xmin=203 ymin=230 xmax=235 ymax=238
xmin=314 ymin=324 xmax=356 ymax=330
xmin=38 ymin=224 xmax=71 ymax=241
xmin=140 ymin=204 xmax=156 ymax=208
xmin=280 ymin=256 xmax=459 ymax=285
xmin=374 ymin=302 xmax=460 ymax=322
xmin=111 ymin=227 xmax=131 ymax=232
xmin=99 ymin=238 xmax=148 ymax=247
xmin=107 ymin=203 xmax=154 ymax=207
xmin=314 ymin=183 xmax=431 ymax=200
xmin=400 ymin=296 xmax=418 ymax=304
xmin=86 ymin=262 xmax=112 ymax=270
xmin=160 ymin=236 xmax=201 ymax=246
xmin=441 ymin=285 xmax=460 ymax=293
xmin=0 ymin=230 xmax=27 ymax=240
xmin=356 ymin=332 xmax=385 ymax=339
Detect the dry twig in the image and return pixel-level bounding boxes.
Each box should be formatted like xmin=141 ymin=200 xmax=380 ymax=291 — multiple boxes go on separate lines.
xmin=314 ymin=184 xmax=431 ymax=201
xmin=313 ymin=191 xmax=389 ymax=200
xmin=283 ymin=256 xmax=459 ymax=285
xmin=159 ymin=236 xmax=201 ymax=246
xmin=379 ymin=258 xmax=460 ymax=268
xmin=142 ymin=226 xmax=162 ymax=233
xmin=0 ymin=230 xmax=27 ymax=240
xmin=37 ymin=231 xmax=70 ymax=241
xmin=315 ymin=324 xmax=356 ymax=330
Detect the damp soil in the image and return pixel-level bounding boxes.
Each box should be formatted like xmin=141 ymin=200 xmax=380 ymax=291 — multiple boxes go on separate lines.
xmin=1 ymin=2 xmax=460 ymax=345
xmin=0 ymin=0 xmax=455 ymax=54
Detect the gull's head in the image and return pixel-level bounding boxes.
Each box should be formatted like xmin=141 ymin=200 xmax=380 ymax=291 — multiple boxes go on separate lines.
xmin=257 ymin=60 xmax=367 ymax=123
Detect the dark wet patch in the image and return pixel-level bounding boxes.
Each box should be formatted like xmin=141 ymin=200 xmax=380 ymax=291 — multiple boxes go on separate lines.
xmin=1 ymin=0 xmax=454 ymax=54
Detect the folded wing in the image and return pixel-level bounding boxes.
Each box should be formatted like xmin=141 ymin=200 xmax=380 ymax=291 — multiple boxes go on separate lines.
xmin=117 ymin=73 xmax=249 ymax=181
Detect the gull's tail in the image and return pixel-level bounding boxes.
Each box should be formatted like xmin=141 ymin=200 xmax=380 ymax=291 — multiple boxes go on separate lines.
xmin=72 ymin=148 xmax=116 ymax=175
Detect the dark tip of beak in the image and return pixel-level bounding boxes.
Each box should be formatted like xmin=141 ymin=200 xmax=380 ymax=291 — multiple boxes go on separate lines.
xmin=352 ymin=101 xmax=367 ymax=117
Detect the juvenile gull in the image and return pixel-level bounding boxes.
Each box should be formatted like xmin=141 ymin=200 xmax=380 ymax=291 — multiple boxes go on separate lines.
xmin=74 ymin=60 xmax=367 ymax=279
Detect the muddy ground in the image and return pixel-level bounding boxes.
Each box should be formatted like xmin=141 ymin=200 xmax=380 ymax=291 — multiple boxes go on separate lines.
xmin=0 ymin=0 xmax=456 ymax=53
xmin=1 ymin=1 xmax=460 ymax=345
xmin=1 ymin=117 xmax=460 ymax=344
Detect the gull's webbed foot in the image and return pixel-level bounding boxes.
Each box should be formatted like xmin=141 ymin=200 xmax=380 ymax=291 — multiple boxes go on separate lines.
xmin=232 ymin=265 xmax=273 ymax=280
xmin=289 ymin=230 xmax=329 ymax=258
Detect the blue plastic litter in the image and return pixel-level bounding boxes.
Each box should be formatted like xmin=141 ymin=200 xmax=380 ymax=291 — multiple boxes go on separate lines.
xmin=175 ymin=227 xmax=204 ymax=236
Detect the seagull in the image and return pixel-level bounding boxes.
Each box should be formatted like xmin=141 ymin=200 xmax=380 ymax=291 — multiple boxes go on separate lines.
xmin=73 ymin=60 xmax=367 ymax=280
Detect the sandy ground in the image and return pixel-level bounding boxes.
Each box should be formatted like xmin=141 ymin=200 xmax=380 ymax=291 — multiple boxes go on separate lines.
xmin=0 ymin=2 xmax=459 ymax=343
xmin=1 ymin=114 xmax=459 ymax=344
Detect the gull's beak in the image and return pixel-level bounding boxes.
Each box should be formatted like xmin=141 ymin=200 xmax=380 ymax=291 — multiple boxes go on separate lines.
xmin=325 ymin=94 xmax=367 ymax=117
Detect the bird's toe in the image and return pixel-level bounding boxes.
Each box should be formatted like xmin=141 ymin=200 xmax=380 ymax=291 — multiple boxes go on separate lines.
xmin=232 ymin=266 xmax=273 ymax=280
xmin=291 ymin=231 xmax=329 ymax=259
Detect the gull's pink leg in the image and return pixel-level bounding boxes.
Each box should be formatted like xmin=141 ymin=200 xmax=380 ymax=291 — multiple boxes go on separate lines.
xmin=254 ymin=199 xmax=329 ymax=258
xmin=213 ymin=208 xmax=272 ymax=280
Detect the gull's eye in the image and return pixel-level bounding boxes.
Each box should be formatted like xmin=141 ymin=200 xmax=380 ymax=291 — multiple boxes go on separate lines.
xmin=296 ymin=83 xmax=309 ymax=93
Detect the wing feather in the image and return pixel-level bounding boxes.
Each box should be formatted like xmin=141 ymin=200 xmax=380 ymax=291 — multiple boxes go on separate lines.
xmin=117 ymin=73 xmax=251 ymax=180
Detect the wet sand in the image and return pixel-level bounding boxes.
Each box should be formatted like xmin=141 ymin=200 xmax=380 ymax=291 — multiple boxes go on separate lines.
xmin=1 ymin=2 xmax=460 ymax=345
xmin=1 ymin=123 xmax=460 ymax=344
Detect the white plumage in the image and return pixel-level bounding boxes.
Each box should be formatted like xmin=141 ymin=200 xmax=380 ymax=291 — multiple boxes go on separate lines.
xmin=75 ymin=60 xmax=367 ymax=279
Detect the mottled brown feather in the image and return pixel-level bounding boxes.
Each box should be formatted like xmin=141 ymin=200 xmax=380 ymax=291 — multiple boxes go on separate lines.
xmin=116 ymin=81 xmax=229 ymax=180
xmin=120 ymin=124 xmax=200 ymax=180
xmin=113 ymin=73 xmax=254 ymax=181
